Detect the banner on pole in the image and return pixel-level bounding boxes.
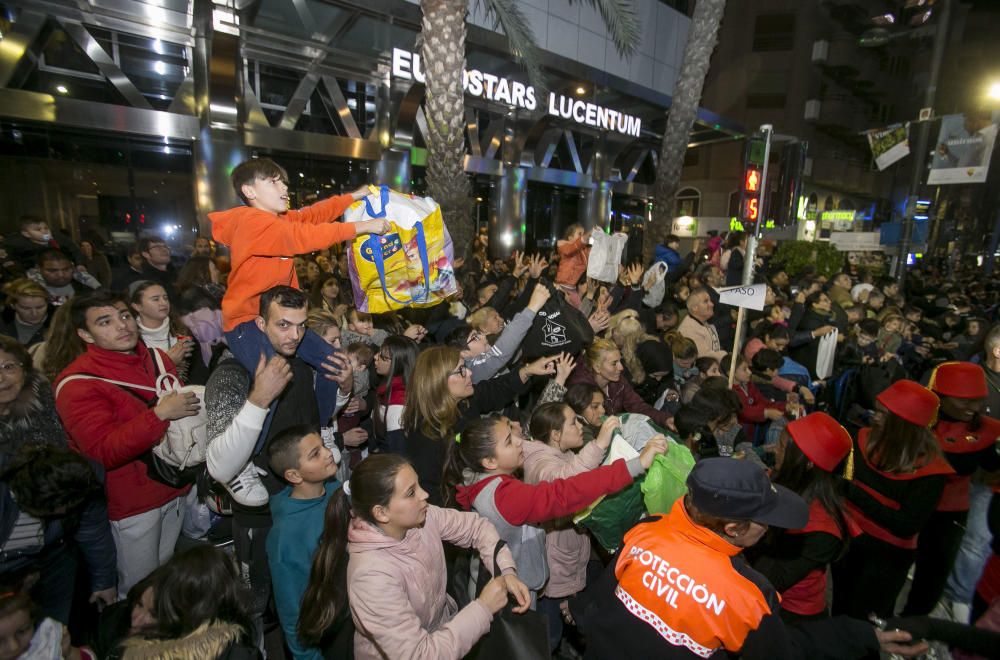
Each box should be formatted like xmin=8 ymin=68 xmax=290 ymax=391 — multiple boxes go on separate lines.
xmin=928 ymin=112 xmax=999 ymax=185
xmin=867 ymin=123 xmax=910 ymax=171
xmin=717 ymin=283 xmax=767 ymax=311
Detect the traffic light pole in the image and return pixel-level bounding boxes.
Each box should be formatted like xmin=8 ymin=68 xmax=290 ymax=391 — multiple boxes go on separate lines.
xmin=896 ymin=0 xmax=950 ymax=287
xmin=729 ymin=124 xmax=774 ymax=387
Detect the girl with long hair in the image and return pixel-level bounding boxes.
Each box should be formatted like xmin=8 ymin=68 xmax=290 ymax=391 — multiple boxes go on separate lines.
xmin=298 ymin=454 xmax=529 ymax=659
xmin=308 ymin=275 xmax=344 ymax=315
xmin=120 ymin=545 xmax=256 ymax=658
xmin=752 ymin=412 xmax=857 ymax=621
xmin=566 ymin=338 xmax=672 ymax=428
xmin=372 ymin=335 xmax=419 ymax=451
xmin=443 ymin=416 xmax=665 ymax=608
xmin=399 ymin=345 xmax=555 ymax=506
xmin=36 ymin=303 xmax=81 ymax=383
xmin=128 ymin=280 xmax=195 ymax=381
xmin=832 ymin=380 xmax=953 ymax=620
xmin=522 ymin=403 xmax=625 ymax=650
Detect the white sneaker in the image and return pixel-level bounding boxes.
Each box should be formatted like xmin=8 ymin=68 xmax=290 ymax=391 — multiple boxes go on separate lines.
xmin=225 ymin=462 xmax=269 ymax=507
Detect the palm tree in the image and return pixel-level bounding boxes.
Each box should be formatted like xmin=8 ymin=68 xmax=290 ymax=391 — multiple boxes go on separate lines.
xmin=646 ymin=0 xmax=727 ymax=262
xmin=420 ymin=0 xmax=641 ymax=258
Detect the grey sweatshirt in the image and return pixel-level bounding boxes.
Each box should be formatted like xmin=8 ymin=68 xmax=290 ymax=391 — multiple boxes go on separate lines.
xmin=467 ymin=307 xmax=537 ymax=384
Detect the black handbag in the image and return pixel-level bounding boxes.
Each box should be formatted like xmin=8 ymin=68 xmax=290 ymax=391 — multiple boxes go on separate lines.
xmin=465 ymin=541 xmax=550 ymax=660
xmin=521 ymin=280 xmax=594 ymax=360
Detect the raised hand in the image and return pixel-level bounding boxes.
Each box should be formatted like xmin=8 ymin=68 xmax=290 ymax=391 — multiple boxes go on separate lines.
xmin=528 ymin=254 xmax=549 ymax=279
xmin=553 ymin=352 xmax=577 ymax=386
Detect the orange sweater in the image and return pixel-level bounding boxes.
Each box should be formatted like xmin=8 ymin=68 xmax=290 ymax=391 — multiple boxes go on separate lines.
xmin=209 ymin=195 xmax=357 ymax=330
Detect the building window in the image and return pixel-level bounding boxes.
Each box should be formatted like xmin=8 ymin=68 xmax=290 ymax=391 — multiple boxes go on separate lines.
xmin=753 ymin=14 xmax=796 ymax=52
xmin=728 ymin=190 xmax=741 ymax=217
xmin=675 ymin=187 xmax=700 ymax=217
xmin=683 ymin=149 xmax=700 ymax=167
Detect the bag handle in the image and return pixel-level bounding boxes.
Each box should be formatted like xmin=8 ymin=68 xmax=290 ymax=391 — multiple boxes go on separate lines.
xmin=487 ymin=539 xmax=507 ymax=580
xmin=149 ymin=347 xmax=182 ymax=396
xmin=55 ymin=373 xmax=156 ymax=400
xmin=370 ymin=222 xmax=431 ymax=306
xmin=363 ymin=185 xmax=390 ymax=219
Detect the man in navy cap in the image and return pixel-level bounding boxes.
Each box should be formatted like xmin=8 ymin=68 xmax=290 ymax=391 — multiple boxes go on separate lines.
xmin=577 ymin=458 xmax=928 ymax=659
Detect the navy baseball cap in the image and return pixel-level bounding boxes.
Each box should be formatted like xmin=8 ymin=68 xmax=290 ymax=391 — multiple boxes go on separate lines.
xmin=686 ymin=458 xmax=809 ymax=529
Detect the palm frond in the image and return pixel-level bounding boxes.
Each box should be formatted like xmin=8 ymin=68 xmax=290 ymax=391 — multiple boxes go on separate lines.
xmin=478 ymin=0 xmax=548 ymax=91
xmin=576 ymin=0 xmax=641 ymax=58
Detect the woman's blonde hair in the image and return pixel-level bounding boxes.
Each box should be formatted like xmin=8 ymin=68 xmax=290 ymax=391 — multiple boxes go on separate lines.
xmin=618 ymin=319 xmax=659 ymax=384
xmin=605 ymin=309 xmax=639 ymax=340
xmin=402 ymin=345 xmax=463 ymax=440
xmin=585 ymin=337 xmax=619 ymax=372
xmin=665 ymin=331 xmax=697 ymax=361
xmin=306 ymin=309 xmax=339 ymax=336
xmin=3 ymin=278 xmax=48 ymax=304
xmin=466 ymin=307 xmax=495 ymax=332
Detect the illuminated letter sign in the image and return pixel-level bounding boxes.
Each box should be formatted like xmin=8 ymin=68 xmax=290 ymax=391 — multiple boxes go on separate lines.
xmin=390 ymin=48 xmax=640 ymax=138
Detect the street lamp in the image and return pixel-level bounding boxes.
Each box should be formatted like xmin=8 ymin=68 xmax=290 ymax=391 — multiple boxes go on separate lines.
xmin=987 ymin=81 xmax=1000 ymax=102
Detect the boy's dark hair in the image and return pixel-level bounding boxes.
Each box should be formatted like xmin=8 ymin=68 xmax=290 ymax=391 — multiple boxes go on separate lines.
xmin=259 ymin=285 xmax=308 ymax=319
xmin=665 ymin=234 xmax=680 ymax=245
xmin=2 ymin=444 xmax=103 ymax=517
xmin=858 ymin=319 xmax=880 ymax=337
xmin=18 ymin=214 xmax=46 ymax=230
xmin=267 ymin=424 xmax=319 ymax=480
xmin=751 ymin=348 xmax=783 ymax=375
xmin=37 ymin=249 xmax=71 ymax=268
xmin=138 ymin=236 xmax=167 ymax=254
xmin=445 ymin=323 xmax=474 ymax=350
xmin=231 ymin=158 xmax=288 ymax=205
xmin=69 ymin=290 xmax=129 ymax=331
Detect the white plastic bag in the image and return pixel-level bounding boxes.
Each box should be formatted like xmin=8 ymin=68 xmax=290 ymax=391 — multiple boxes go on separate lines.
xmin=586 ymin=228 xmax=629 ymax=283
xmin=815 ymin=328 xmax=839 ymax=380
xmin=642 ymin=262 xmax=669 ymax=307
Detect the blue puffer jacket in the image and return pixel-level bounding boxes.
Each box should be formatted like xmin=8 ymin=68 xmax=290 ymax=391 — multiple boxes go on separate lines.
xmin=654 ymin=244 xmax=683 ymax=270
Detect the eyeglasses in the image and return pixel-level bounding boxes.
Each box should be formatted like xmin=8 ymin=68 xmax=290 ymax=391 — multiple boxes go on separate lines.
xmin=449 ymin=365 xmax=470 ymax=378
xmin=0 ymin=362 xmax=23 ymax=375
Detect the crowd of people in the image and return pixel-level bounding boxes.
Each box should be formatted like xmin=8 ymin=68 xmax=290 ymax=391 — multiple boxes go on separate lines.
xmin=0 ymin=158 xmax=998 ymax=659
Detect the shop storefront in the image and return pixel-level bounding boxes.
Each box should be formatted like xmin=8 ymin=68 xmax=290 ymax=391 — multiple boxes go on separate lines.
xmin=0 ymin=0 xmax=742 ymax=257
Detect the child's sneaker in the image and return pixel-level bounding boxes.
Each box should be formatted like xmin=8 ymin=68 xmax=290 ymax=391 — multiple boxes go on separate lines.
xmin=225 ymin=462 xmax=269 ymax=507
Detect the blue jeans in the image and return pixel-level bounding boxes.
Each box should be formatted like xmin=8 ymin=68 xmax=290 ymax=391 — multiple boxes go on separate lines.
xmin=224 ymin=320 xmax=340 ymax=453
xmin=943 ymin=483 xmax=993 ymax=605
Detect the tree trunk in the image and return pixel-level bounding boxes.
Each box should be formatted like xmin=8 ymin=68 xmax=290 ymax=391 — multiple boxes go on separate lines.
xmin=420 ymin=0 xmax=474 ymax=259
xmin=646 ymin=0 xmax=727 ymax=263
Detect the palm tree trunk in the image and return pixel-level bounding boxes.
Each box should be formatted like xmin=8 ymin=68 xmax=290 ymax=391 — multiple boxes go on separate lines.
xmin=420 ymin=0 xmax=474 ymax=259
xmin=646 ymin=0 xmax=727 ymax=262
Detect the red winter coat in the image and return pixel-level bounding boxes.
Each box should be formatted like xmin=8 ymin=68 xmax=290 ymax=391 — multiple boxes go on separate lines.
xmin=55 ymin=342 xmax=189 ymax=521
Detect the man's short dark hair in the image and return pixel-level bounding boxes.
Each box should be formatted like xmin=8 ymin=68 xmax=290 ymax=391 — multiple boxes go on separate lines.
xmin=18 ymin=215 xmax=46 ymax=230
xmin=1 ymin=444 xmax=103 ymax=517
xmin=665 ymin=234 xmax=680 ymax=245
xmin=259 ymin=285 xmax=308 ymax=319
xmin=267 ymin=424 xmax=318 ymax=480
xmin=231 ymin=158 xmax=288 ymax=205
xmin=69 ymin=290 xmax=128 ymax=331
xmin=37 ymin=249 xmax=71 ymax=268
xmin=138 ymin=236 xmax=167 ymax=254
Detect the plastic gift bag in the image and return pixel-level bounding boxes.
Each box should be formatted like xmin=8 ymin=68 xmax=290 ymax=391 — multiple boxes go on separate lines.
xmin=815 ymin=328 xmax=839 ymax=380
xmin=574 ymin=435 xmax=646 ymax=553
xmin=641 ymin=443 xmax=696 ymax=515
xmin=344 ymin=185 xmax=458 ymax=313
xmin=586 ymin=228 xmax=629 ymax=283
xmin=642 ymin=262 xmax=669 ymax=308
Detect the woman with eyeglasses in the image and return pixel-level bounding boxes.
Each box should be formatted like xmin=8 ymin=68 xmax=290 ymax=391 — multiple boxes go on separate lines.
xmin=399 ymin=345 xmax=556 ymax=506
xmin=373 ymin=336 xmax=419 ymax=453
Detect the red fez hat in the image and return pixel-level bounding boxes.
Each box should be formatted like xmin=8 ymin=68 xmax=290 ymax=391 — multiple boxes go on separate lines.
xmin=786 ymin=412 xmax=853 ymax=473
xmin=928 ymin=362 xmax=988 ymax=399
xmin=876 ymin=380 xmax=939 ymax=427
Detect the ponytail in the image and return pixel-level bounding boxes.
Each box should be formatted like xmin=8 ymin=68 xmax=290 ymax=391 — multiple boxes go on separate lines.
xmin=297 ymin=488 xmax=352 ymax=645
xmin=441 ymin=415 xmax=502 ymax=507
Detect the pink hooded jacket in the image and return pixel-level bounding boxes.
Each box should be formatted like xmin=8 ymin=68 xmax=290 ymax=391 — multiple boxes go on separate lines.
xmin=522 ymin=438 xmax=606 ymax=598
xmin=347 ymin=505 xmax=516 ymax=659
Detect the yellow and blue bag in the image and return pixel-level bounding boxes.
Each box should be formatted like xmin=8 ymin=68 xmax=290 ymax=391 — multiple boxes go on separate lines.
xmin=344 ymin=186 xmax=458 ymax=313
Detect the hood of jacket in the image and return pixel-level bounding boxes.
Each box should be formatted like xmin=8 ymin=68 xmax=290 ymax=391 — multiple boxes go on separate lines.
xmin=207 ymin=205 xmax=252 ymax=247
xmin=453 ymin=472 xmax=505 ymax=511
xmin=120 ymin=621 xmax=244 ymax=660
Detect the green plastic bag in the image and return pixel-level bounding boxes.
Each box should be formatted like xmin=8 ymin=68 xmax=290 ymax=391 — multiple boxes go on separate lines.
xmin=577 ymin=478 xmax=647 ymax=553
xmin=641 ymin=444 xmax=696 ymax=515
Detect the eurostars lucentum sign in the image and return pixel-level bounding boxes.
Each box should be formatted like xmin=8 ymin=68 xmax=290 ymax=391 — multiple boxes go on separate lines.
xmin=391 ymin=48 xmax=642 ymax=138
